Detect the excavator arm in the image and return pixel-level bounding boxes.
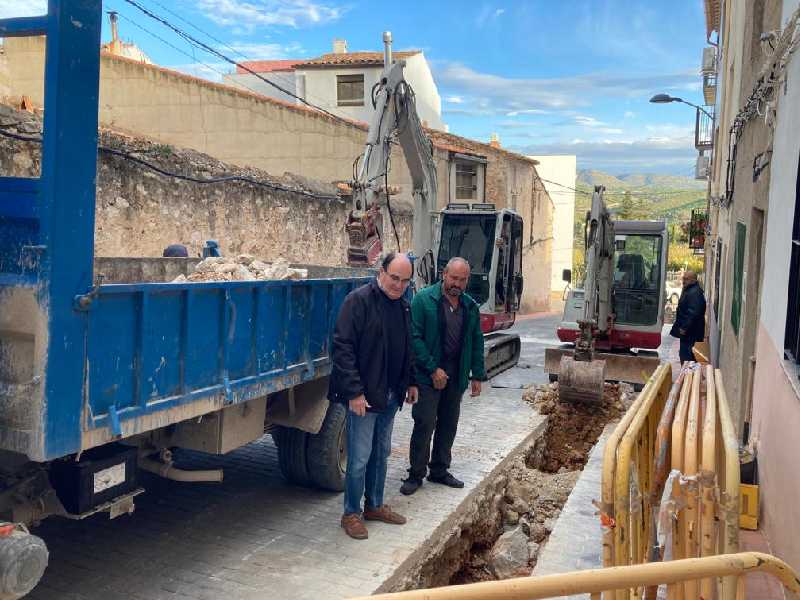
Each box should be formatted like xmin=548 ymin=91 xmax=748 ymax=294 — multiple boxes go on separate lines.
xmin=346 ymin=32 xmax=437 ymax=277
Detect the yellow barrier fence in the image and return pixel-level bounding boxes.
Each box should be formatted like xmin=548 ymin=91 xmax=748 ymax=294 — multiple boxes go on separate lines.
xmin=349 ymin=552 xmax=800 ymax=600
xmin=601 ymin=363 xmax=741 ymax=600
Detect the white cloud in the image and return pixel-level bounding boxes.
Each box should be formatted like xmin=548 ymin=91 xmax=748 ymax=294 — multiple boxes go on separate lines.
xmin=445 ymin=95 xmax=464 ymax=104
xmin=512 ymin=133 xmax=696 ymax=174
xmin=0 ymin=0 xmax=45 ymax=18
xmin=494 ymin=8 xmax=505 ymax=17
xmin=435 ymin=62 xmax=700 ymax=116
xmin=196 ymin=0 xmax=346 ymax=30
xmin=226 ymin=41 xmax=304 ymax=58
xmin=506 ymin=108 xmax=549 ymax=117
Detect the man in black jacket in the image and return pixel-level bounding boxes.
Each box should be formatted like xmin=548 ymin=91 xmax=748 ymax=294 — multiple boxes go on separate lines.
xmin=330 ymin=253 xmax=419 ymax=540
xmin=670 ymin=271 xmax=707 ymax=363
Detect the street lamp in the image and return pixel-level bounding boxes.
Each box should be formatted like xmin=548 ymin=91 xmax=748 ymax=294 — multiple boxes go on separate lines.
xmin=649 ymin=94 xmax=713 ymax=119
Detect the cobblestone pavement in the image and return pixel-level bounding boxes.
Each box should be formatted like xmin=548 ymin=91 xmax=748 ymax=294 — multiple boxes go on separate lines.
xmin=28 ymin=316 xmax=557 ymax=600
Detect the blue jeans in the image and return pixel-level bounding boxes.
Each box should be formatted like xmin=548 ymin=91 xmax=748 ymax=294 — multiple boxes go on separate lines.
xmin=343 ymin=399 xmax=398 ymax=516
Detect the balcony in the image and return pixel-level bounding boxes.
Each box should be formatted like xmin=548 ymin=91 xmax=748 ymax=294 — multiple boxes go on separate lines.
xmin=695 ymin=105 xmax=715 ymax=151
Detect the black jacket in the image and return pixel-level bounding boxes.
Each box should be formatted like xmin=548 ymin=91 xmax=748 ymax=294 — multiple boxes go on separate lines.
xmin=328 ymin=279 xmax=414 ymax=412
xmin=670 ymin=282 xmax=706 ymax=343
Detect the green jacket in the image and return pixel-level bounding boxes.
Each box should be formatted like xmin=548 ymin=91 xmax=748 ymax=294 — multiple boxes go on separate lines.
xmin=410 ymin=281 xmax=487 ymax=393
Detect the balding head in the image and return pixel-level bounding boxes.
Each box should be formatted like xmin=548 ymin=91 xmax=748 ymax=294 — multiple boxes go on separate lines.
xmin=378 ymin=252 xmax=413 ymax=300
xmin=682 ymin=270 xmax=698 ymax=288
xmin=442 ymin=256 xmax=470 ymax=301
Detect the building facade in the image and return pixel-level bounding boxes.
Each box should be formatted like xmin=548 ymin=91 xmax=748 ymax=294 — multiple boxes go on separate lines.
xmin=527 ymin=155 xmax=577 ymax=308
xmin=225 ymin=39 xmax=446 ymax=131
xmin=702 ymin=0 xmax=800 ymax=570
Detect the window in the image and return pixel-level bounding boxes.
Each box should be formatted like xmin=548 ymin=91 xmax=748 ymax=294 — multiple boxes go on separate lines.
xmin=336 ymin=74 xmax=364 ymax=106
xmin=611 ymin=234 xmax=663 ymax=326
xmin=784 ymin=154 xmax=800 ymax=363
xmin=456 ymin=162 xmax=478 ymax=200
xmin=731 ymin=222 xmax=746 ymax=335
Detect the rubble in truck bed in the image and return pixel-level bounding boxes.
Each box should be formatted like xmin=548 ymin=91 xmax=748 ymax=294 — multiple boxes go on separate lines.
xmin=173 ymin=255 xmax=308 ymax=282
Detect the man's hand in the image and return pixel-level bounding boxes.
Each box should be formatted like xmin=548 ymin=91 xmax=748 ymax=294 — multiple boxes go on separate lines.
xmin=349 ymin=394 xmax=371 ymax=416
xmin=405 ymin=386 xmax=419 ymax=405
xmin=431 ymin=368 xmax=449 ymax=390
xmin=470 ymin=380 xmax=482 ymax=397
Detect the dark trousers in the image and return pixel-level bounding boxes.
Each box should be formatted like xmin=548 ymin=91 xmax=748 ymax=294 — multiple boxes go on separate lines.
xmin=408 ymin=381 xmax=463 ymax=480
xmin=679 ymin=337 xmax=695 ymax=363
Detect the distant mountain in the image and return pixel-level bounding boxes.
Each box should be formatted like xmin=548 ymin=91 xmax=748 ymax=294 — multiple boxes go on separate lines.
xmin=577 ymin=169 xmax=706 ymax=191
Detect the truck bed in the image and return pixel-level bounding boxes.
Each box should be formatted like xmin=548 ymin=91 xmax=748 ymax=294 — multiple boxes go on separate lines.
xmin=0 ymin=257 xmax=372 ymax=460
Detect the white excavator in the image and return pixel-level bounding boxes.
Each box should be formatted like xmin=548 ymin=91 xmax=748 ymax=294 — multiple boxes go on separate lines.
xmin=344 ymin=32 xmax=522 ymax=377
xmin=545 ymin=186 xmax=668 ymax=402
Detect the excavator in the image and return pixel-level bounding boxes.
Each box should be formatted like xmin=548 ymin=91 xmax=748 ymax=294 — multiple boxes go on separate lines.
xmin=545 ymin=186 xmax=668 ymax=402
xmin=344 ymin=32 xmax=522 ymax=378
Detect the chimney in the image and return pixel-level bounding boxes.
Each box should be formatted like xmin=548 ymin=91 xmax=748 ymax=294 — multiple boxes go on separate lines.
xmin=108 ymin=11 xmax=120 ymax=44
xmin=332 ymin=39 xmax=348 ymax=54
xmin=489 ymin=132 xmax=501 ymax=148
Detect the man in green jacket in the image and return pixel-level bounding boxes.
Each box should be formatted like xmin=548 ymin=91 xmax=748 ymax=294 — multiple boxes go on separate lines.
xmin=400 ymin=257 xmax=486 ymax=495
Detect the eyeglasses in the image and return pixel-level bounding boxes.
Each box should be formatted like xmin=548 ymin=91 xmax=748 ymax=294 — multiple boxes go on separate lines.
xmin=386 ymin=272 xmax=412 ymax=286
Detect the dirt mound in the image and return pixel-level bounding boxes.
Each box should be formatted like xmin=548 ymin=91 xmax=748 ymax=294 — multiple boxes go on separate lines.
xmin=523 ymin=382 xmax=628 ymax=473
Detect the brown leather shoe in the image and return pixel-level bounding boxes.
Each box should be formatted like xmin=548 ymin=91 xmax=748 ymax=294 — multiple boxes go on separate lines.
xmin=363 ymin=505 xmax=407 ymax=525
xmin=341 ymin=513 xmax=368 ymax=539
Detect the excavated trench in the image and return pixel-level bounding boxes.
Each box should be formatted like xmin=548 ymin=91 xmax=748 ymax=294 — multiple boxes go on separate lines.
xmin=390 ymin=382 xmax=632 ymax=592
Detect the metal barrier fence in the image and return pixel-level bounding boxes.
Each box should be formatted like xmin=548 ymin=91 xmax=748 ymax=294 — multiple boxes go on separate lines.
xmin=349 ymin=552 xmax=800 ymax=600
xmin=600 ymin=363 xmax=740 ymax=600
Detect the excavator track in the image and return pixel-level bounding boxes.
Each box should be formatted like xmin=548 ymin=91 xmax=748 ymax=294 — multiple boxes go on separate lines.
xmin=484 ymin=332 xmax=521 ymax=379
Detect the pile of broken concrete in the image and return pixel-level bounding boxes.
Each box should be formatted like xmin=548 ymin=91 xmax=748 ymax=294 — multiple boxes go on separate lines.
xmin=173 ymin=255 xmax=308 ymax=283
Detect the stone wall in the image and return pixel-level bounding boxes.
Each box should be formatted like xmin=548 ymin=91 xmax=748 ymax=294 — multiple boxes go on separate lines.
xmin=0 ymin=106 xmax=411 ymax=265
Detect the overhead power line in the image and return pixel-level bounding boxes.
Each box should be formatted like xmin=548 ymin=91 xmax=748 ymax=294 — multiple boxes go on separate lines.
xmin=122 ymin=0 xmax=345 ymax=122
xmin=140 ymin=0 xmax=334 ymax=111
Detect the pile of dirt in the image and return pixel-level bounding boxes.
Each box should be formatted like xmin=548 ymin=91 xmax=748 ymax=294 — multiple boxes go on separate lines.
xmin=173 ymin=255 xmax=307 ymax=283
xmin=523 ymin=382 xmax=628 ymax=472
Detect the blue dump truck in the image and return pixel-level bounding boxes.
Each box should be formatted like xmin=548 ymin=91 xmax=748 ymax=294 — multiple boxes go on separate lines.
xmin=0 ymin=3 xmax=368 ymax=595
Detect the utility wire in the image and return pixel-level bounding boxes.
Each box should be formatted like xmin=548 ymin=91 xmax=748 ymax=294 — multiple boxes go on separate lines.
xmin=110 ymin=10 xmax=261 ymax=96
xmin=140 ymin=0 xmax=335 ymax=112
xmin=122 ymin=0 xmax=345 ymax=122
xmin=0 ymin=128 xmax=340 ymax=201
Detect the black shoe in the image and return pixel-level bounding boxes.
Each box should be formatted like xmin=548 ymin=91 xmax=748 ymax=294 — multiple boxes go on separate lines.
xmin=427 ymin=472 xmax=464 ymax=488
xmin=400 ymin=478 xmax=423 ymax=495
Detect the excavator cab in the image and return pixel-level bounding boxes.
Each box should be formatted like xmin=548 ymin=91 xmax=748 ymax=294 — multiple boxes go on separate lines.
xmin=433 ymin=204 xmax=523 ymax=377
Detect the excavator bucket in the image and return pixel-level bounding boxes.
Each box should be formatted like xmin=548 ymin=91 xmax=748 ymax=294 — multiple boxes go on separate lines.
xmin=557 ymin=355 xmax=606 ymax=404
xmin=545 ymin=347 xmax=662 ymax=403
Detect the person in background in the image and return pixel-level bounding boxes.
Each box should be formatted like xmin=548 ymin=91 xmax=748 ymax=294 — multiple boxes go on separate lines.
xmin=670 ymin=270 xmax=707 ymax=364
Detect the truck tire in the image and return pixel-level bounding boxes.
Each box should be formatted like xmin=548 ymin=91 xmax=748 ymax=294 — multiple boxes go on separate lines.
xmin=274 ymin=426 xmax=312 ymax=487
xmin=306 ymin=402 xmax=347 ymax=492
xmin=0 ymin=528 xmax=48 ymax=600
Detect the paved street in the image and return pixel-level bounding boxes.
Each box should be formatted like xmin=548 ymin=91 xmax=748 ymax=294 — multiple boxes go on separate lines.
xmin=29 ymin=314 xmax=559 ymax=600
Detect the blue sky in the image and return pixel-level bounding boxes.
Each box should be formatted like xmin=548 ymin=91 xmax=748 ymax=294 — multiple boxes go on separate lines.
xmin=7 ymin=1 xmax=708 ymax=175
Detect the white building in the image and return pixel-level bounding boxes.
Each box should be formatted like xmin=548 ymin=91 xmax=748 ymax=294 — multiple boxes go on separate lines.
xmin=527 ymin=155 xmax=577 ymax=306
xmin=224 ymin=39 xmax=446 ymax=130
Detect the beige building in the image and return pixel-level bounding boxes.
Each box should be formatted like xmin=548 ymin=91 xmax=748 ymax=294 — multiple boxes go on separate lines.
xmin=527 ymin=155 xmax=576 ymax=308
xmin=1 ymin=36 xmax=552 ymax=312
xmin=702 ymin=0 xmax=800 ymax=570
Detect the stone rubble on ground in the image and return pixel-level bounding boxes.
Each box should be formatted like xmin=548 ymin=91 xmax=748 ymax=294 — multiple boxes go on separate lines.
xmin=488 ymin=526 xmax=531 ymax=579
xmin=173 ymin=255 xmax=308 ymax=283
